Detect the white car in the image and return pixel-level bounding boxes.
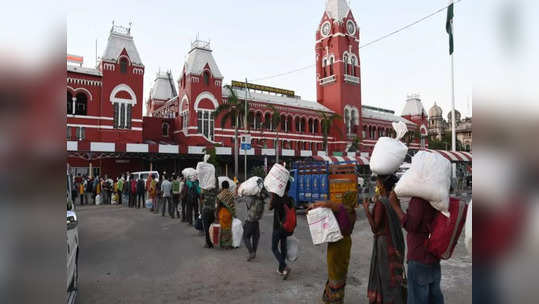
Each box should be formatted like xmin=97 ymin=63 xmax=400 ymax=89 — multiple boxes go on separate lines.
xmin=130 ymin=171 xmax=160 ymax=182
xmin=67 ymin=173 xmax=79 ymax=304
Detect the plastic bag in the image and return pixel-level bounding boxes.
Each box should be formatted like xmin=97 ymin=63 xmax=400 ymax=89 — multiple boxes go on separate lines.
xmin=306 ymin=207 xmax=343 ymax=245
xmin=238 ymin=176 xmax=263 ymax=197
xmin=465 ymin=200 xmax=472 ymax=255
xmin=232 ymin=218 xmax=243 ymax=248
xmin=197 ymin=161 xmax=216 ymax=190
xmin=95 ymin=194 xmax=102 ymax=205
xmin=264 ymin=164 xmax=290 ymax=197
xmin=209 ymin=223 xmax=221 ymax=247
xmin=369 ymin=121 xmax=408 ymax=175
xmin=111 ymin=194 xmax=118 ymax=205
xmin=394 ymin=151 xmax=451 ymax=213
xmin=287 ymin=236 xmax=299 ymax=262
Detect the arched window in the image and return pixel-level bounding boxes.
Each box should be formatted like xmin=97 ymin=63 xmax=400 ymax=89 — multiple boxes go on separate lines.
xmin=295 ymin=117 xmax=300 ymax=133
xmin=67 ymin=92 xmax=73 ymax=115
xmin=264 ymin=113 xmax=271 ymax=130
xmin=203 ymin=71 xmax=210 ymax=86
xmin=280 ymin=114 xmax=286 ymax=131
xmin=351 ymin=56 xmax=356 ymax=76
xmin=248 ymin=112 xmax=255 ymax=129
xmin=120 ymin=58 xmax=128 ymax=73
xmin=362 ymin=126 xmax=367 ymax=139
xmin=255 ymin=112 xmax=263 ymax=130
xmin=344 ymin=109 xmax=351 ymax=135
xmin=197 ymin=109 xmax=215 ymax=140
xmin=287 ymin=116 xmax=293 ymax=133
xmin=314 ymin=119 xmax=319 ymax=134
xmin=162 ymin=123 xmax=170 ymax=137
xmin=308 ymin=118 xmax=313 ymax=133
xmin=329 ymin=57 xmax=334 ymax=75
xmin=301 ymin=118 xmax=306 ymax=133
xmin=343 ymin=55 xmax=349 ymax=75
xmin=75 ymin=93 xmax=87 ymax=115
xmin=322 ymin=59 xmax=327 ymax=77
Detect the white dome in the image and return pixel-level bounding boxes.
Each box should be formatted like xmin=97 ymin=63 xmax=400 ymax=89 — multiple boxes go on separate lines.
xmin=429 ymin=102 xmax=443 ymax=118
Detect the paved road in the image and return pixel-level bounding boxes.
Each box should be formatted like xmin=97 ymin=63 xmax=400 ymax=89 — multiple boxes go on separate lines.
xmin=76 ymin=204 xmax=472 ymax=304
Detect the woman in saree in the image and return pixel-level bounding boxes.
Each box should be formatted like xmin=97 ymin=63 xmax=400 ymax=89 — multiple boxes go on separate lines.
xmin=363 ymin=174 xmax=406 ymax=304
xmin=309 ymin=191 xmax=358 ymax=304
xmin=216 ymin=182 xmax=236 ymax=249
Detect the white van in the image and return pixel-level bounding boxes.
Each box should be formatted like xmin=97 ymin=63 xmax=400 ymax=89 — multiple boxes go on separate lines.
xmin=130 ymin=171 xmax=159 ymax=182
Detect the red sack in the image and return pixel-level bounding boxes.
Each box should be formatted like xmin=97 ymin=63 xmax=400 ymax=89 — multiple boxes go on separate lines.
xmin=282 ymin=204 xmax=297 ymax=236
xmin=426 ymin=197 xmax=469 ymax=259
xmin=209 ymin=224 xmax=221 ymax=247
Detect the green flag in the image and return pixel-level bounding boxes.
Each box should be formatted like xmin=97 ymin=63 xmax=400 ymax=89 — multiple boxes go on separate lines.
xmin=446 ymin=1 xmax=454 ymax=55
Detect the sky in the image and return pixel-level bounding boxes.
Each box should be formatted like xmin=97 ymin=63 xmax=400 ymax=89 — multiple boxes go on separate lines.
xmin=66 ymin=0 xmax=476 ymax=118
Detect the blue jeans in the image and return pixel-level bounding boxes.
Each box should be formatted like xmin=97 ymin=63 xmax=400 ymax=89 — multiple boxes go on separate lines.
xmin=407 ymin=261 xmax=444 ymax=304
xmin=271 ymin=229 xmax=287 ymax=272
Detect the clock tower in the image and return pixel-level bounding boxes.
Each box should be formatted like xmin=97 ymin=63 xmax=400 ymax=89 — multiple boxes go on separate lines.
xmin=316 ymin=0 xmax=362 ymax=147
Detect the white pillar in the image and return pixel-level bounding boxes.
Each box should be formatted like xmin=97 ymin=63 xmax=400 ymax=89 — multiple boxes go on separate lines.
xmin=72 ymin=97 xmax=76 ymax=115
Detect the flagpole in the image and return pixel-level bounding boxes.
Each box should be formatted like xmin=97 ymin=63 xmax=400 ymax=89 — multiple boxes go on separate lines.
xmin=449 ymin=1 xmax=457 ymax=180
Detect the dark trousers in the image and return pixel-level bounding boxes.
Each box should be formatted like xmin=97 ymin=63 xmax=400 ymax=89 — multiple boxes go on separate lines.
xmin=172 ymin=194 xmax=180 ymax=218
xmin=407 ymin=261 xmax=444 ymax=304
xmin=271 ymin=229 xmax=288 ymax=272
xmin=136 ymin=193 xmax=144 ymax=208
xmin=79 ymin=193 xmax=85 ymax=205
xmin=117 ymin=190 xmax=122 ymax=205
xmin=181 ymin=198 xmax=187 ymax=221
xmin=202 ymin=209 xmax=215 ymax=247
xmin=243 ymin=221 xmax=260 ymax=254
xmin=186 ymin=200 xmax=193 ymax=225
xmin=161 ymin=196 xmax=173 ymax=217
xmin=129 ymin=192 xmax=135 ymax=207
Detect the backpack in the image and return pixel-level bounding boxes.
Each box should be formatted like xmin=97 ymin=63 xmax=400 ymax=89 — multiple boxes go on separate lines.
xmin=281 ymin=198 xmax=297 ymax=236
xmin=426 ymin=197 xmax=469 ymax=259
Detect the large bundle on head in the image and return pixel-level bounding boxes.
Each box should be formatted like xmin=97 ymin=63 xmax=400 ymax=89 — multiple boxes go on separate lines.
xmin=218 ymin=176 xmax=236 ymax=192
xmin=238 ymin=176 xmax=264 ymax=197
xmin=182 ymin=168 xmax=198 ymax=181
xmin=369 ymin=121 xmax=408 ymax=175
xmin=264 ymin=164 xmax=290 ymax=197
xmin=196 ymin=154 xmax=216 ymax=190
xmin=394 ymin=151 xmax=451 ymax=213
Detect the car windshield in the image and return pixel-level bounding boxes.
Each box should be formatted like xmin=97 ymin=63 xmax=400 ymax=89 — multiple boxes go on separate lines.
xmin=141 ymin=173 xmax=149 ymax=180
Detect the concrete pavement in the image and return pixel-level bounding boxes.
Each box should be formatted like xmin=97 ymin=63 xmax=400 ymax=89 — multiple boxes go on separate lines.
xmin=76 ymin=204 xmax=472 ymax=304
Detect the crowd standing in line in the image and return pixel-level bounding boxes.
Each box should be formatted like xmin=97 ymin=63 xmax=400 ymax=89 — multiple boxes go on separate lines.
xmin=71 ymin=160 xmax=453 ymax=304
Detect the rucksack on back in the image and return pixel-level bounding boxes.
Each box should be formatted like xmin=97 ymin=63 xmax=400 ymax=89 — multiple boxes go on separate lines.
xmin=282 ymin=202 xmax=297 ymax=236
xmin=426 ymin=197 xmax=469 ymax=259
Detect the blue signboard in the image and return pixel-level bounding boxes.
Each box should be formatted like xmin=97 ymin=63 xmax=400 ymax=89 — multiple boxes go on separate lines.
xmin=241 ymin=143 xmax=251 ymax=150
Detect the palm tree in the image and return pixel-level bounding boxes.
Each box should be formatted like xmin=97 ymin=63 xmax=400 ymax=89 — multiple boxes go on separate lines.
xmin=319 ymin=112 xmax=342 ymax=154
xmin=214 ymin=85 xmax=250 ymax=179
xmin=266 ymin=105 xmax=282 ymax=163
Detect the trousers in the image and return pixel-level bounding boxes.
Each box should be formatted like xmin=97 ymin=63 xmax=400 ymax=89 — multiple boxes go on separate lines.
xmin=243 ymin=221 xmax=260 ymax=254
xmin=407 ymin=261 xmax=444 ymax=304
xmin=271 ymin=229 xmax=288 ymax=272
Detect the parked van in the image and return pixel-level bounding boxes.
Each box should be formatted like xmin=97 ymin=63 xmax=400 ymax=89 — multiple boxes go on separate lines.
xmin=130 ymin=171 xmax=159 ymax=182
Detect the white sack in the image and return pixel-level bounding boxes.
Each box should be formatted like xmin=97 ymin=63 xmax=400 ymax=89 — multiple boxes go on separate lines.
xmin=287 ymin=236 xmax=299 ymax=262
xmin=307 ymin=207 xmax=343 ymax=245
xmin=196 ymin=162 xmax=216 ymax=190
xmin=182 ymin=168 xmax=198 ymax=180
xmin=264 ymin=164 xmax=290 ymax=197
xmin=95 ymin=194 xmax=102 ymax=205
xmin=232 ymin=218 xmax=243 ymax=248
xmin=238 ymin=176 xmax=264 ymax=197
xmin=465 ymin=200 xmax=472 ymax=255
xmin=218 ymin=176 xmax=236 ymax=192
xmin=394 ymin=151 xmax=451 ymax=212
xmin=370 ymin=122 xmax=409 ymax=175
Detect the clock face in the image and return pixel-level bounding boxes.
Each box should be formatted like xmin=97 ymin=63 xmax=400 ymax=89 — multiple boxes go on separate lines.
xmin=321 ymin=22 xmax=331 ymax=37
xmin=346 ymin=20 xmax=356 ymax=35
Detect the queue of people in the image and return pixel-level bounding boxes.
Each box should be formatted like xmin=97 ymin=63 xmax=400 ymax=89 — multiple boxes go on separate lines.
xmin=72 ymin=167 xmax=448 ymax=304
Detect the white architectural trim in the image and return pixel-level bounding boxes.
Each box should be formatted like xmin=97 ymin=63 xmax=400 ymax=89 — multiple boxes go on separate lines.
xmin=110 ymin=83 xmax=137 ymax=105
xmin=347 ymin=152 xmax=357 ymax=158
xmin=67 ymin=115 xmax=113 ymax=120
xmin=67 ymin=141 xmax=78 ymax=151
xmin=180 ymin=95 xmax=189 ymax=112
xmin=281 ymin=149 xmax=295 ymax=157
xmin=317 ymin=151 xmax=328 ymax=157
xmin=67 ymin=123 xmax=113 ymax=129
xmin=215 ymin=147 xmax=232 ymax=155
xmin=126 ymin=143 xmax=149 ymax=153
xmin=240 ymin=148 xmax=255 ymax=156
xmin=91 ymin=142 xmax=115 ymax=152
xmin=188 ymin=146 xmax=205 ymax=154
xmin=69 ymin=87 xmax=94 ymax=101
xmin=159 ymin=144 xmax=179 ymax=154
xmin=194 ymin=91 xmax=218 ymax=110
xmin=261 ymin=148 xmax=276 ymax=156
xmin=300 ymin=150 xmax=313 ymax=157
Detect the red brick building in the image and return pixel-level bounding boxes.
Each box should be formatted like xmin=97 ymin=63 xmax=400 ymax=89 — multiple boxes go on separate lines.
xmin=67 ymin=0 xmax=429 ymax=178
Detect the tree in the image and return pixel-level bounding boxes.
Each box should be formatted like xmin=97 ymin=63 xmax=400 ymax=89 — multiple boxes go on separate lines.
xmin=214 ymin=85 xmax=250 ymax=179
xmin=266 ymin=105 xmax=282 ymax=164
xmin=202 ymin=146 xmax=220 ymax=169
xmin=428 ymin=132 xmax=464 ymax=151
xmin=319 ymin=112 xmax=342 ymax=153
xmin=348 ymin=136 xmax=360 ymax=152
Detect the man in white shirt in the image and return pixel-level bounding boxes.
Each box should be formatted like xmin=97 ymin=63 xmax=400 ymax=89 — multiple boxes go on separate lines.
xmin=161 ymin=175 xmax=173 ymax=217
